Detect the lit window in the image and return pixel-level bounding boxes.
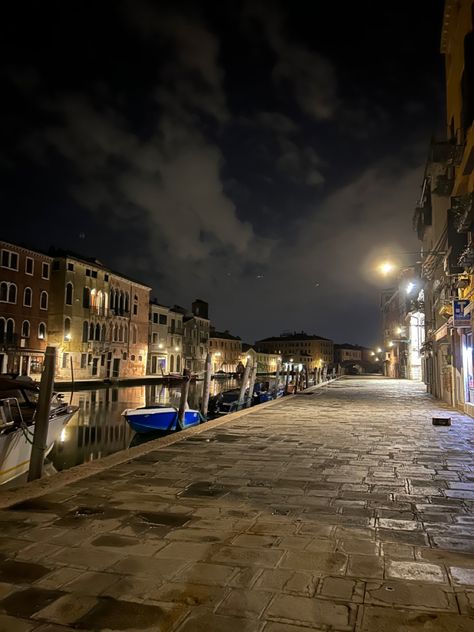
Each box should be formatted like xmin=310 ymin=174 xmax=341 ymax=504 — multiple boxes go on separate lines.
xmin=38 ymin=323 xmax=47 ymax=340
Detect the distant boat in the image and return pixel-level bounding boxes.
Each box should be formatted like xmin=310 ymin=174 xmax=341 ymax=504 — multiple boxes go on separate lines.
xmin=122 ymin=404 xmax=201 ymax=434
xmin=0 ymin=375 xmax=78 ymax=485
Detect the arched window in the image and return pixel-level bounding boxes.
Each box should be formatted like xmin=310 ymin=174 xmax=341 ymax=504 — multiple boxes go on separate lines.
xmin=91 ymin=288 xmax=97 ymax=311
xmin=8 ymin=284 xmax=17 ymax=304
xmin=113 ymin=324 xmax=118 ymax=341
xmin=95 ymin=323 xmax=101 ymax=341
xmin=64 ymin=318 xmax=71 ymax=341
xmin=40 ymin=291 xmax=48 ymax=310
xmin=125 ymin=292 xmax=130 ymax=313
xmin=177 ymin=355 xmax=181 ymax=372
xmin=0 ymin=318 xmax=5 ymax=341
xmin=38 ymin=322 xmax=47 ymax=340
xmin=119 ymin=291 xmax=124 ymax=315
xmin=133 ymin=294 xmax=138 ymax=315
xmin=23 ymin=287 xmax=32 ymax=307
xmin=124 ymin=326 xmax=128 ymax=343
xmin=109 ymin=289 xmax=115 ymax=311
xmin=21 ymin=320 xmax=30 ymax=338
xmin=96 ymin=290 xmax=103 ymax=314
xmin=89 ymin=322 xmax=95 ymax=341
xmin=82 ymin=321 xmax=89 ymax=342
xmin=132 ymin=325 xmax=137 ymax=344
xmin=6 ymin=319 xmax=14 ymax=343
xmin=65 ymin=283 xmax=73 ymax=305
xmin=101 ymin=324 xmax=106 ymax=342
xmin=0 ymin=283 xmax=7 ymax=302
xmin=83 ymin=287 xmax=91 ymax=308
xmin=118 ymin=324 xmax=123 ymax=342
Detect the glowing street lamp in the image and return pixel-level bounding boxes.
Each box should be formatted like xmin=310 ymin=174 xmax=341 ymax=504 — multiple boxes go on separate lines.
xmin=376 ymin=347 xmax=382 ymax=353
xmin=378 ymin=261 xmax=395 ymax=275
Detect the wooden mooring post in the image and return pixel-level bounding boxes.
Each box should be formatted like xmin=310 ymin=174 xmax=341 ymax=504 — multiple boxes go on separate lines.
xmin=201 ymin=352 xmax=212 ymax=419
xmin=238 ymin=360 xmax=252 ymax=410
xmin=178 ymin=369 xmax=191 ymax=428
xmin=28 ymin=346 xmax=56 ymax=482
xmin=246 ymin=363 xmax=258 ymax=408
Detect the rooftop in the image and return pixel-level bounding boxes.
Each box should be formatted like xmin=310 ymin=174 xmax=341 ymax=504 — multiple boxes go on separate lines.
xmin=257 ymin=331 xmax=332 ymax=343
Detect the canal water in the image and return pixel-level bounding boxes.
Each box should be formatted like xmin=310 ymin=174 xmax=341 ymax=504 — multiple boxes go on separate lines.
xmin=50 ymin=378 xmax=241 ymax=473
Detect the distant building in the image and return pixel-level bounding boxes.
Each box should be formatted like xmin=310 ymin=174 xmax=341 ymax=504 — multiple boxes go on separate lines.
xmin=334 ymin=344 xmax=362 ymax=364
xmin=256 ymin=332 xmax=333 ymax=370
xmin=148 ymin=300 xmax=183 ymax=374
xmin=182 ymin=299 xmax=210 ymax=373
xmin=48 ymin=250 xmax=151 ymax=380
xmin=240 ymin=344 xmax=281 ymax=374
xmin=209 ymin=329 xmax=242 ymax=372
xmin=0 ymin=240 xmax=52 ymax=376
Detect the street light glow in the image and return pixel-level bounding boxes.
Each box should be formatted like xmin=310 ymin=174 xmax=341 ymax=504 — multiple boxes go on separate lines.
xmin=406 ymin=282 xmax=415 ymax=294
xmin=376 ymin=347 xmax=382 ymax=353
xmin=379 ymin=261 xmax=395 ymax=275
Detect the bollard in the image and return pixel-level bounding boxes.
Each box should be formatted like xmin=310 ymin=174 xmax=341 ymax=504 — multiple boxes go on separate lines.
xmin=274 ymin=362 xmax=281 ymax=396
xmin=246 ymin=363 xmax=258 ymax=408
xmin=201 ymin=352 xmax=212 ymax=419
xmin=304 ymin=366 xmax=309 ymax=389
xmin=28 ymin=346 xmax=56 ymax=481
xmin=238 ymin=360 xmax=252 ymax=410
xmin=177 ymin=369 xmax=191 ymax=429
xmin=285 ymin=365 xmax=291 ymax=395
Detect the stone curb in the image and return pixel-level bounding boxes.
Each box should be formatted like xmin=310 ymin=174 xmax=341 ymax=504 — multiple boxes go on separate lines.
xmin=0 ymin=378 xmax=339 ymax=509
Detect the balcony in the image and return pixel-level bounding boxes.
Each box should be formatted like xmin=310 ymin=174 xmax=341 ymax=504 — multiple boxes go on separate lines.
xmin=458 ymin=243 xmax=474 ymax=270
xmin=452 ymin=193 xmax=474 ymax=232
xmin=0 ymin=333 xmax=19 ymax=349
xmin=168 ymin=326 xmax=183 ymax=335
xmin=430 ymin=140 xmax=465 ymax=166
xmin=432 ymin=173 xmax=454 ymax=196
xmin=413 ymin=203 xmax=432 ymax=240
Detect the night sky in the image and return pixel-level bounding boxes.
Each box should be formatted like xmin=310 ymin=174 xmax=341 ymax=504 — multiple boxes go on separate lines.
xmin=1 ymin=0 xmax=445 ymax=346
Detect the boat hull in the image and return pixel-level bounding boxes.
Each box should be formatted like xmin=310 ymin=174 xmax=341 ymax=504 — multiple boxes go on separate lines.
xmin=123 ymin=407 xmax=201 ymax=434
xmin=0 ymin=408 xmax=78 ymax=486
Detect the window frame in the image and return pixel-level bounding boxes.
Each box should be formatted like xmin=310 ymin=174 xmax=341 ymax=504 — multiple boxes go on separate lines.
xmin=25 ymin=257 xmax=34 ymax=275
xmin=41 ymin=262 xmax=50 ymax=280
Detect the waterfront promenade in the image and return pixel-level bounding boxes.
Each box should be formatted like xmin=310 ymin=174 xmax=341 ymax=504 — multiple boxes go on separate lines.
xmin=1 ymin=377 xmax=474 ymax=631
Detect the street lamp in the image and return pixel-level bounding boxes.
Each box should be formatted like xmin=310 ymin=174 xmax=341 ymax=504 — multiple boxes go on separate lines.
xmin=378 ymin=261 xmax=395 ymax=275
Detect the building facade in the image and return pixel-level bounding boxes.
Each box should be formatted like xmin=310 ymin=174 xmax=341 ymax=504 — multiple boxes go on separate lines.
xmin=182 ymin=300 xmax=210 ymax=373
xmin=147 ymin=301 xmax=183 ymax=375
xmin=48 ymin=251 xmax=151 ymax=380
xmin=334 ymin=344 xmax=362 ymax=364
xmin=256 ymin=332 xmax=334 ymax=370
xmin=209 ymin=329 xmax=242 ymax=373
xmin=0 ymin=240 xmax=52 ymax=376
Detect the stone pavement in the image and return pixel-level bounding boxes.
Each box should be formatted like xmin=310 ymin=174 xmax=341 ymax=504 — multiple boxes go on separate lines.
xmin=0 ymin=377 xmax=474 ymax=631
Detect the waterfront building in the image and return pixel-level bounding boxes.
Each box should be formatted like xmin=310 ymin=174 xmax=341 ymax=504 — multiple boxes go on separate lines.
xmin=0 ymin=240 xmax=52 ymax=376
xmin=334 ymin=344 xmax=362 ymax=364
xmin=209 ymin=329 xmax=242 ymax=373
xmin=48 ymin=250 xmax=151 ymax=380
xmin=182 ymin=299 xmax=210 ymax=373
xmin=148 ymin=300 xmax=183 ymax=374
xmin=414 ymin=0 xmax=473 ymax=409
xmin=255 ymin=332 xmax=333 ymax=370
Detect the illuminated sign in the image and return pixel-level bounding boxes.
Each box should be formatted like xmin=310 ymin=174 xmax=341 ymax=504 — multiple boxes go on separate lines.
xmin=453 ymin=300 xmax=471 ymax=328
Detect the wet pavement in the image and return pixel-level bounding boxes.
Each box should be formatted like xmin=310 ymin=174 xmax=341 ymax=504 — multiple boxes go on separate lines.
xmin=0 ymin=377 xmax=474 ymax=631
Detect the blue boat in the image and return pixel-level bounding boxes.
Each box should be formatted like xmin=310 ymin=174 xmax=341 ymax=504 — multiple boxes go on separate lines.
xmin=122 ymin=405 xmax=201 ymax=434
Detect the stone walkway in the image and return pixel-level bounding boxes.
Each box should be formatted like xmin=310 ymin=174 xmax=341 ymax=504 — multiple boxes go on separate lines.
xmin=1 ymin=377 xmax=474 ymax=631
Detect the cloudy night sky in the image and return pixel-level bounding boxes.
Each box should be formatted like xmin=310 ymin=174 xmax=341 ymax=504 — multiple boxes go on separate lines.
xmin=1 ymin=0 xmax=445 ymax=346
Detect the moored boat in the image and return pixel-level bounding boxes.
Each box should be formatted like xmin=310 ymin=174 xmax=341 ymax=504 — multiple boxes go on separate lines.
xmin=122 ymin=404 xmax=201 ymax=434
xmin=0 ymin=375 xmax=78 ymax=485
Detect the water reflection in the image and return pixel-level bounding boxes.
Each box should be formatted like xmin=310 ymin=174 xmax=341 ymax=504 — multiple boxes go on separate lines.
xmin=50 ymin=378 xmax=240 ymax=472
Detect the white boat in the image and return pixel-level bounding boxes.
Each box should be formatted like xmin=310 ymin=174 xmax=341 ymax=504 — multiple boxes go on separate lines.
xmin=0 ymin=376 xmax=78 ymax=485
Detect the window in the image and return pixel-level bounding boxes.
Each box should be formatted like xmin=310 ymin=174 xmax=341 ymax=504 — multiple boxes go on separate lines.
xmin=64 ymin=318 xmax=71 ymax=341
xmin=83 ymin=287 xmax=91 ymax=308
xmin=40 ymin=291 xmax=48 ymax=310
xmin=133 ymin=294 xmax=138 ymax=315
xmin=23 ymin=287 xmax=32 ymax=307
xmin=42 ymin=262 xmax=50 ymax=279
xmin=25 ymin=257 xmax=33 ymax=275
xmin=152 ymin=333 xmax=158 ymax=344
xmin=38 ymin=322 xmax=47 ymax=340
xmin=1 ymin=249 xmax=19 ymax=270
xmin=95 ymin=323 xmax=101 ymax=341
xmin=131 ymin=354 xmax=136 ymax=361
xmin=65 ymin=283 xmax=73 ymax=305
xmin=21 ymin=320 xmax=30 ymax=338
xmin=82 ymin=321 xmax=89 ymax=342
xmin=138 ymin=355 xmax=143 ymax=362
xmin=86 ymin=269 xmax=91 ymax=277
xmin=91 ymin=270 xmax=97 ymax=278
xmin=132 ymin=325 xmax=137 ymax=344
xmin=101 ymin=325 xmax=106 ymax=342
xmin=62 ymin=353 xmax=69 ymax=369
xmin=153 ymin=313 xmax=158 ymax=324
xmin=0 ymin=283 xmax=6 ymax=302
xmin=104 ymin=274 xmax=109 ymax=282
xmin=81 ymin=354 xmax=87 ymax=369
xmin=125 ymin=292 xmax=130 ymax=312
xmin=89 ymin=322 xmax=95 ymax=341
xmin=159 ymin=314 xmax=167 ymax=325
xmin=8 ymin=284 xmax=17 ymax=304
xmin=67 ymin=262 xmax=74 ymax=271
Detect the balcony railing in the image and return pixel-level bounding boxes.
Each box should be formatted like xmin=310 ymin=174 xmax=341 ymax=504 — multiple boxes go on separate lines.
xmin=433 ymin=173 xmax=454 ymax=196
xmin=168 ymin=326 xmax=183 ymax=335
xmin=458 ymin=243 xmax=474 ymax=270
xmin=452 ymin=193 xmax=474 ymax=233
xmin=0 ymin=333 xmax=19 ymax=348
xmin=431 ymin=140 xmax=465 ymax=166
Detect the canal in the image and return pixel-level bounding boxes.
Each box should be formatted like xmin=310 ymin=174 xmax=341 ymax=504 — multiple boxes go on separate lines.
xmin=50 ymin=377 xmax=241 ymax=473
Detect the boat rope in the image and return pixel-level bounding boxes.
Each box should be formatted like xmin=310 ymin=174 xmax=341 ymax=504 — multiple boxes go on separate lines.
xmin=19 ymin=421 xmax=35 ymax=445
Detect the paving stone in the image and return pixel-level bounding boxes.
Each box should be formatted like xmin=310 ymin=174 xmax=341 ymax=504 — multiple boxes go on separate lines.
xmin=338 ymin=539 xmax=379 ymax=556
xmin=211 ymin=545 xmax=284 ymax=567
xmin=364 ymin=580 xmax=457 ymax=611
xmin=347 ymin=555 xmax=384 ymax=579
xmin=0 ymin=614 xmax=36 ymax=632
xmin=176 ymin=562 xmax=236 ymax=585
xmin=279 ymin=551 xmax=347 ymax=575
xmin=319 ymin=576 xmax=364 ymax=602
xmin=359 ymin=605 xmax=474 ymax=631
xmin=216 ymin=588 xmax=273 ymax=618
xmin=175 ymin=610 xmax=261 ymax=632
xmin=266 ymin=594 xmax=354 ymax=629
xmin=450 ymin=567 xmax=474 ymax=585
xmin=386 ymin=560 xmax=446 ymax=583
xmin=149 ymin=582 xmax=226 ymax=607
xmin=32 ymin=593 xmax=97 ymax=625
xmin=62 ymin=571 xmax=120 ymax=595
